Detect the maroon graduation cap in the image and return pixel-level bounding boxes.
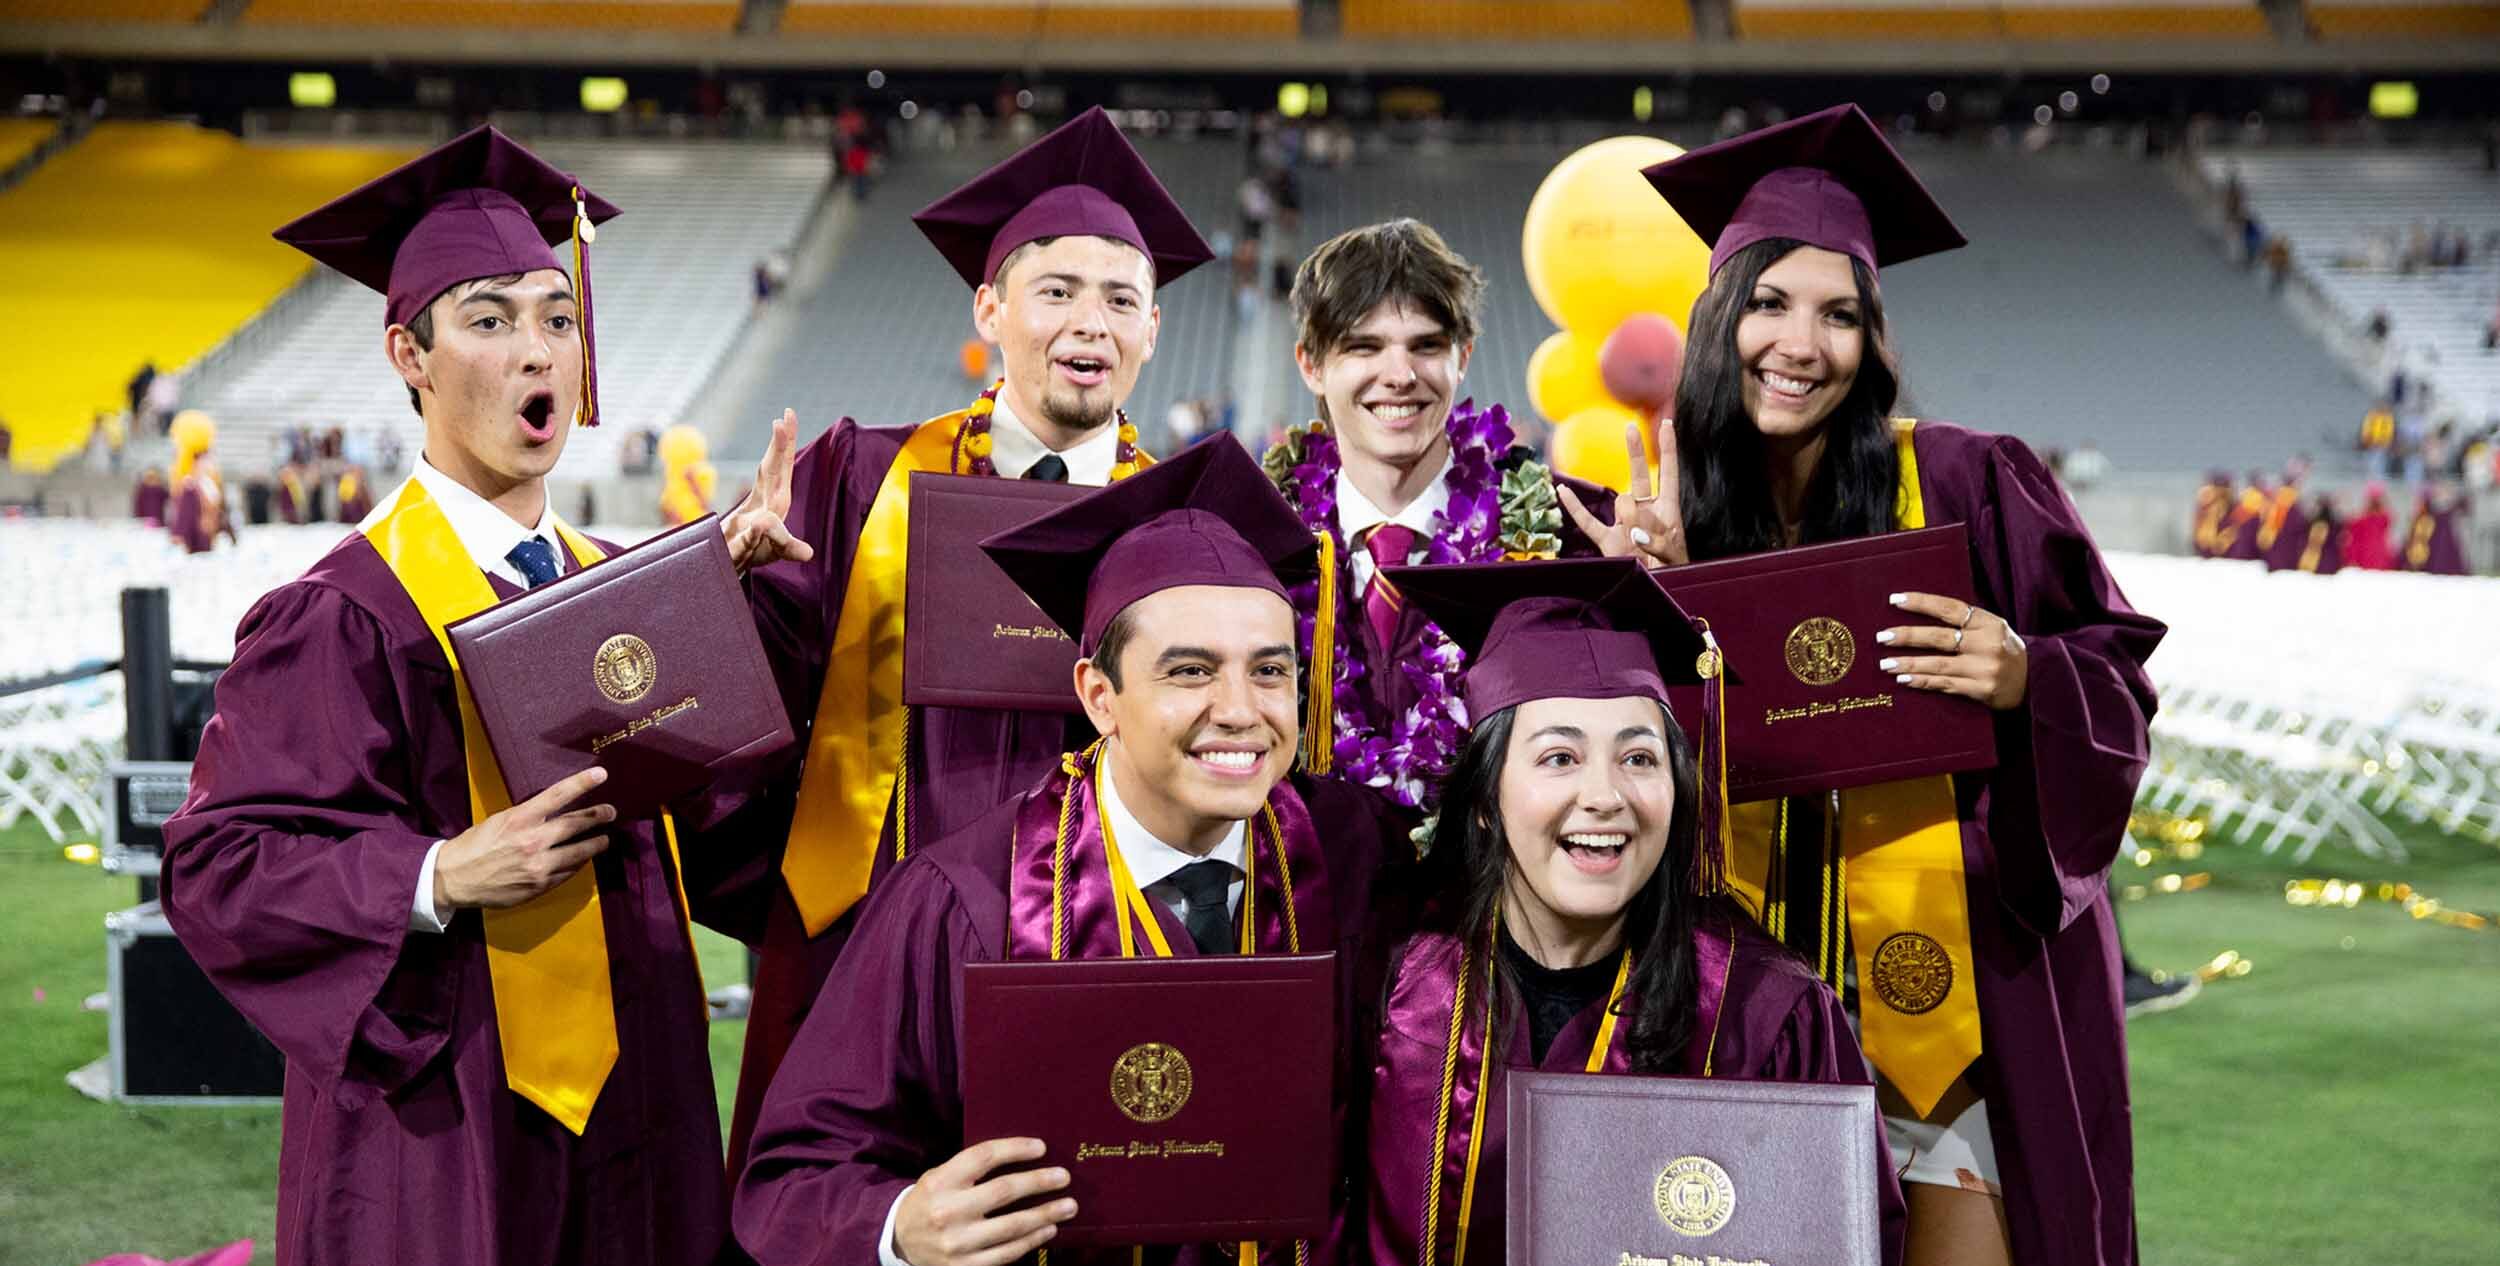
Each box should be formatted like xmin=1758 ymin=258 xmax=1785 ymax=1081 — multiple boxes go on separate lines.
xmin=913 ymin=106 xmax=1215 ymax=290
xmin=1387 ymin=557 xmax=1732 ymax=891
xmin=1641 ymin=103 xmax=1966 ymax=278
xmin=273 ymin=126 xmax=620 ymax=425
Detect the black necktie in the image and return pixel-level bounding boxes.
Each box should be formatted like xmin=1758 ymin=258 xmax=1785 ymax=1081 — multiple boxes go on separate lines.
xmin=1024 ymin=453 xmax=1070 ymax=483
xmin=506 ymin=537 xmax=561 ymax=588
xmin=1166 ymin=859 xmax=1236 ymax=955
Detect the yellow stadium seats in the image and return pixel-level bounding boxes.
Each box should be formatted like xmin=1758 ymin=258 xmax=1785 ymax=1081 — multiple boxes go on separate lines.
xmin=1341 ymin=0 xmax=1693 ymax=38
xmin=0 ymin=123 xmax=416 ymax=472
xmin=245 ymin=0 xmax=740 ymax=30
xmin=0 ymin=119 xmax=60 ymax=174
xmin=2309 ymin=2 xmax=2500 ymax=37
xmin=1733 ymin=0 xmax=2265 ymax=37
xmin=781 ymin=1 xmax=1299 ymax=38
xmin=4 ymin=0 xmax=210 ymax=20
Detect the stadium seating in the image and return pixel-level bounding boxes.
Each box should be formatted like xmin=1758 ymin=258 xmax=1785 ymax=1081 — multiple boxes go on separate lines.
xmin=4 ymin=0 xmax=208 ymax=21
xmin=0 ymin=123 xmax=417 ymax=472
xmin=780 ymin=1 xmax=1298 ymax=38
xmin=732 ymin=134 xmax=1240 ymax=454
xmin=2306 ymin=0 xmax=2500 ymax=38
xmin=1731 ymin=0 xmax=2264 ymax=38
xmin=245 ymin=0 xmax=740 ymax=31
xmin=181 ymin=137 xmax=830 ymax=482
xmin=1339 ymin=0 xmax=1692 ymax=39
xmin=0 ymin=118 xmax=60 ymax=173
xmin=2202 ymin=147 xmax=2500 ymax=423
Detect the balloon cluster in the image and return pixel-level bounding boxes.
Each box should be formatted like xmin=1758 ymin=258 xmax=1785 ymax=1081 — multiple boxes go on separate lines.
xmin=1520 ymin=136 xmax=1711 ymax=492
xmin=167 ymin=410 xmax=217 ymax=483
xmin=658 ymin=424 xmax=717 ymax=527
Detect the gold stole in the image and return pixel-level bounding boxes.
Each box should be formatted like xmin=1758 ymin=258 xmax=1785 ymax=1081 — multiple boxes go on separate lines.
xmin=2406 ymin=513 xmax=2434 ymax=568
xmin=2299 ymin=520 xmax=2331 ymax=572
xmin=780 ymin=412 xmax=1156 ymax=937
xmin=2257 ymin=487 xmax=2298 ymax=551
xmin=364 ymin=478 xmax=693 ymax=1135
xmin=1723 ymin=420 xmax=1982 ymax=1118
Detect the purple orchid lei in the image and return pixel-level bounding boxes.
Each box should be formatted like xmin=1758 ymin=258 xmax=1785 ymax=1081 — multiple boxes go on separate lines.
xmin=1261 ymin=399 xmax=1560 ymax=810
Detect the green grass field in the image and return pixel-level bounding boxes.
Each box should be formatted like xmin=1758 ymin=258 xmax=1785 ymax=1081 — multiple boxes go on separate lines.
xmin=2 ymin=815 xmax=2493 ymax=1265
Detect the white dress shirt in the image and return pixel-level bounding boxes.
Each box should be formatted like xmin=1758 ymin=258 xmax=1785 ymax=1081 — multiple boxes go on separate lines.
xmin=1333 ymin=448 xmax=1454 ymax=593
xmin=984 ymin=394 xmax=1122 ymax=486
xmin=877 ymin=750 xmax=1247 ymax=1266
xmin=377 ymin=456 xmax=563 ymax=934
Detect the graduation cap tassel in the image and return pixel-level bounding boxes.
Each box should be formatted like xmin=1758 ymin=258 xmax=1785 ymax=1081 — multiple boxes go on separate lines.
xmin=1693 ymin=624 xmax=1729 ymax=898
xmin=570 ymin=185 xmax=600 ymax=427
xmin=1302 ymin=529 xmax=1338 ymax=775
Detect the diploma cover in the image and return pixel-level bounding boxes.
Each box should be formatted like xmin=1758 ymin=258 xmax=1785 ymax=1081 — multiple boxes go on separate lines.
xmin=961 ymin=953 xmax=1336 ymax=1245
xmin=446 ymin=514 xmax=794 ymax=819
xmin=1656 ymin=523 xmax=1996 ymax=801
xmin=904 ymin=472 xmax=1089 ymax=714
xmin=1506 ymin=1072 xmax=1880 ymax=1266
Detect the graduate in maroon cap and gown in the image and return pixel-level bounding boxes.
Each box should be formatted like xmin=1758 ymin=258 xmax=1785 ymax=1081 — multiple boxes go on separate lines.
xmin=2219 ymin=477 xmax=2269 ymax=562
xmin=1637 ymin=106 xmax=2165 ymax=1266
xmin=728 ymin=107 xmax=1221 ymax=1170
xmin=2295 ymin=493 xmax=2345 ymax=574
xmin=734 ymin=438 xmax=1409 ymax=1266
xmin=2402 ymin=485 xmax=2473 ymax=574
xmin=2258 ymin=466 xmax=2311 ymax=572
xmin=1263 ymin=221 xmax=1621 ymax=813
xmin=161 ymin=126 xmax=810 ymax=1266
xmin=2188 ymin=471 xmax=2229 ymax=557
xmin=1361 ymin=559 xmax=1905 ymax=1266
xmin=132 ymin=466 xmax=171 ymax=526
xmin=167 ymin=455 xmax=234 ymax=555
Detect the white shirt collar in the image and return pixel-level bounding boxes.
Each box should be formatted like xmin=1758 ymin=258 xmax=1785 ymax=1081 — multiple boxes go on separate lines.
xmin=1335 ymin=447 xmax=1454 ymax=590
xmin=388 ymin=455 xmax=558 ymax=589
xmin=987 ymin=393 xmax=1122 ymax=486
xmin=1098 ymin=748 xmax=1246 ymax=894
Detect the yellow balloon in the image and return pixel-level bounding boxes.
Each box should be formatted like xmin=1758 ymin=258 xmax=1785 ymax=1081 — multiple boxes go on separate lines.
xmin=167 ymin=409 xmax=217 ymax=455
xmin=657 ymin=423 xmax=709 ymax=471
xmin=1547 ymin=403 xmax=1655 ymax=493
xmin=1526 ymin=330 xmax=1609 ymax=425
xmin=1522 ymin=136 xmax=1713 ymax=338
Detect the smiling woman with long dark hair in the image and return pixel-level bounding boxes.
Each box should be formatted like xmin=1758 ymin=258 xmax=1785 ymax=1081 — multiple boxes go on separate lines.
xmin=1565 ymin=105 xmax=2167 ymax=1266
xmin=1358 ymin=559 xmax=1903 ymax=1266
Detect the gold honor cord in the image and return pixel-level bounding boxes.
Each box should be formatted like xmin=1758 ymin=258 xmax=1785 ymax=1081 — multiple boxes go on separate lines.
xmin=1431 ymin=907 xmax=1633 ymax=1266
xmin=1041 ymin=747 xmax=1306 ymax=1266
xmin=364 ymin=480 xmax=691 ymax=1135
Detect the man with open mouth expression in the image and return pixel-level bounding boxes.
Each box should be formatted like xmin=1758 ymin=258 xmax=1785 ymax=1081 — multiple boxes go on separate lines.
xmin=727 ymin=108 xmax=1218 ymax=1172
xmin=161 ymin=127 xmax=806 ymax=1266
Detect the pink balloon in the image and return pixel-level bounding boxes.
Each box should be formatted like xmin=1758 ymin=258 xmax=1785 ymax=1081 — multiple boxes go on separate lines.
xmin=1598 ymin=313 xmax=1685 ymax=413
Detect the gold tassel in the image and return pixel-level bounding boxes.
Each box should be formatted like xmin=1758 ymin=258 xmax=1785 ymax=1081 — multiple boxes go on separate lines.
xmin=1303 ymin=529 xmax=1337 ymax=774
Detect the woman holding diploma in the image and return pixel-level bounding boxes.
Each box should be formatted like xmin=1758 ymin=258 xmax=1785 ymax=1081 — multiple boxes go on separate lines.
xmin=1563 ymin=105 xmax=2165 ymax=1266
xmin=1361 ymin=558 xmax=1904 ymax=1266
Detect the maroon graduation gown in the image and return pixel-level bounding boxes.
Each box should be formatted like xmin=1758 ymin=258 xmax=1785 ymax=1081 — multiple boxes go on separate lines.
xmin=169 ymin=480 xmax=220 ymax=554
xmin=162 ymin=529 xmax=773 ymax=1266
xmin=730 ymin=771 xmax=1410 ymax=1266
xmin=134 ymin=476 xmax=171 ymax=525
xmin=1899 ymin=422 xmax=2165 ymax=1266
xmin=728 ymin=418 xmax=1103 ymax=1170
xmin=2405 ymin=503 xmax=2472 ymax=574
xmin=1363 ymin=912 xmax=1905 ymax=1266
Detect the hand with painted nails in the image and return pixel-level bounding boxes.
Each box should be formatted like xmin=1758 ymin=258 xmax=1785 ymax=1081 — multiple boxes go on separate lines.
xmin=722 ymin=409 xmax=816 ymax=575
xmin=1875 ymin=591 xmax=2028 ymax=710
xmin=1559 ymin=420 xmax=1686 ymax=569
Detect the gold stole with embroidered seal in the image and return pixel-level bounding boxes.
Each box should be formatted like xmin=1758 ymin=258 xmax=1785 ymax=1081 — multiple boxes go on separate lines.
xmin=1722 ymin=420 xmax=1982 ymax=1119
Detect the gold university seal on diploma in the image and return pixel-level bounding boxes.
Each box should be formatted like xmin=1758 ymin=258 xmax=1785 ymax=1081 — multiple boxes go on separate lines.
xmin=593 ymin=633 xmax=657 ymax=704
xmin=1871 ymin=931 xmax=1954 ymax=1015
xmin=1783 ymin=617 xmax=1855 ymax=686
xmin=1109 ymin=1042 xmax=1194 ymax=1124
xmin=1653 ymin=1155 xmax=1736 ymax=1236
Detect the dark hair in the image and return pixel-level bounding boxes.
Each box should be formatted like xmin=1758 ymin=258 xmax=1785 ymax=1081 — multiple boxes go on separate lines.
xmin=1087 ymin=605 xmax=1141 ymax=692
xmin=398 ymin=273 xmax=528 ymax=417
xmin=1424 ymin=701 xmax=1706 ymax=1073
xmin=1673 ymin=238 xmax=1902 ymax=561
xmin=1291 ymin=218 xmax=1485 ymax=364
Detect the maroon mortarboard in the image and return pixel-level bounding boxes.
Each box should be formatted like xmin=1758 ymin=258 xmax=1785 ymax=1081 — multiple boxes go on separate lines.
xmin=1641 ymin=103 xmax=1966 ymax=279
xmin=1387 ymin=557 xmax=1733 ymax=891
xmin=273 ymin=126 xmax=620 ymax=425
xmin=913 ymin=106 xmax=1215 ymax=290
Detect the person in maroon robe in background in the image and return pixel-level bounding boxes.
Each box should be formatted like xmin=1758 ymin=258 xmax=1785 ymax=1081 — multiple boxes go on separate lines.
xmin=1638 ymin=106 xmax=2165 ymax=1266
xmin=2188 ymin=470 xmax=2230 ymax=557
xmin=2296 ymin=492 xmax=2345 ymax=574
xmin=2403 ymin=484 xmax=2474 ymax=574
xmin=734 ymin=439 xmax=1411 ymax=1266
xmin=2220 ymin=473 xmax=2269 ymax=561
xmin=168 ymin=456 xmax=235 ymax=554
xmin=132 ymin=466 xmax=171 ymax=525
xmin=161 ymin=127 xmax=809 ymax=1266
xmin=1266 ymin=220 xmax=1615 ymax=813
xmin=273 ymin=461 xmax=312 ymax=525
xmin=2343 ymin=483 xmax=2397 ymax=570
xmin=2258 ymin=459 xmax=2311 ymax=572
xmin=727 ymin=108 xmax=1219 ymax=1173
xmin=334 ymin=465 xmax=375 ymax=522
xmin=1363 ymin=559 xmax=1904 ymax=1266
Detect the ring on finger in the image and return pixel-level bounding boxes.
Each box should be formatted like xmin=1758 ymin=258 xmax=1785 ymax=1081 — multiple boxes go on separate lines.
xmin=1952 ymin=626 xmax=1966 ymax=652
xmin=1958 ymin=604 xmax=1978 ymax=629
